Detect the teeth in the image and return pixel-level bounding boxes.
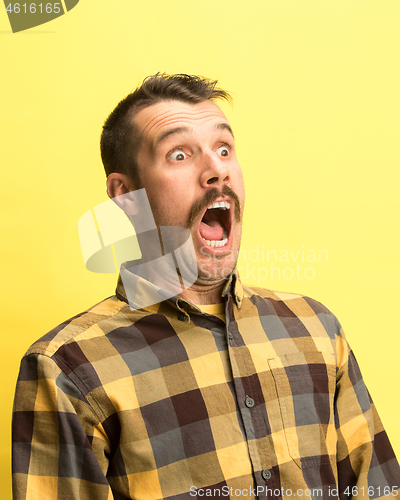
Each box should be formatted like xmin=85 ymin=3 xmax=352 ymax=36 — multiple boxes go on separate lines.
xmin=207 ymin=201 xmax=230 ymax=210
xmin=202 ymin=237 xmax=228 ymax=248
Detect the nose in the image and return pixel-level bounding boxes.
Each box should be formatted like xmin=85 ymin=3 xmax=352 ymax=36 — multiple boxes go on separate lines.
xmin=200 ymin=152 xmax=230 ymax=190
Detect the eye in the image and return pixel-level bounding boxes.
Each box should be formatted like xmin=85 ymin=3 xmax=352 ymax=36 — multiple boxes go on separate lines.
xmin=169 ymin=149 xmax=189 ymax=161
xmin=217 ymin=145 xmax=230 ymax=158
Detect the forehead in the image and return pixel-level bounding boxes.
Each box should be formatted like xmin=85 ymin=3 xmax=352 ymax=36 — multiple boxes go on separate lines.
xmin=133 ymin=99 xmax=231 ymax=146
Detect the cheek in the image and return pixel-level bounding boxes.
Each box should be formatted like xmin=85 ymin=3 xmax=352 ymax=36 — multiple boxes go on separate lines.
xmin=153 ymin=196 xmax=192 ymax=227
xmin=233 ymin=166 xmax=245 ymax=193
xmin=144 ymin=172 xmax=198 ymax=224
xmin=235 ymin=181 xmax=246 ymax=211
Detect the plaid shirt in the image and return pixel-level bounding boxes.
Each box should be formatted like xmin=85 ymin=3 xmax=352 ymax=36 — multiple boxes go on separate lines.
xmin=12 ymin=271 xmax=400 ymax=499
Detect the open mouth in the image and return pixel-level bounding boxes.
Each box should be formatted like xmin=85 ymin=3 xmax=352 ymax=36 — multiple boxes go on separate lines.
xmin=197 ymin=200 xmax=233 ymax=250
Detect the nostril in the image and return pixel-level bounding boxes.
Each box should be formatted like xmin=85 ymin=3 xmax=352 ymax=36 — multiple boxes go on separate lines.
xmin=207 ymin=177 xmax=218 ymax=185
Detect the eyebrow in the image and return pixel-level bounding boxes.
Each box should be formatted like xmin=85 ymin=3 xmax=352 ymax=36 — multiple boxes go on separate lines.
xmin=154 ymin=127 xmax=189 ymax=151
xmin=216 ymin=122 xmax=235 ymax=139
xmin=153 ymin=122 xmax=235 ymax=153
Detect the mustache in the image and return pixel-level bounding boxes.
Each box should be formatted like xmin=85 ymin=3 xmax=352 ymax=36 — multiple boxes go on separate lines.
xmin=187 ymin=185 xmax=241 ymax=229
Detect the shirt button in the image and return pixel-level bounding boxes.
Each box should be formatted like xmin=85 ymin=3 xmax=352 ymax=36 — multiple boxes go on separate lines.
xmin=178 ymin=313 xmax=186 ymax=321
xmin=227 ymin=333 xmax=233 ymax=341
xmin=245 ymin=396 xmax=255 ymax=408
xmin=262 ymin=469 xmax=272 ymax=481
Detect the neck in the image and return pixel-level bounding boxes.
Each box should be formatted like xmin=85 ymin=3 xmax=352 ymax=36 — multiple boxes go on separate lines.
xmin=179 ymin=278 xmax=226 ymax=305
xmin=135 ymin=232 xmax=232 ymax=305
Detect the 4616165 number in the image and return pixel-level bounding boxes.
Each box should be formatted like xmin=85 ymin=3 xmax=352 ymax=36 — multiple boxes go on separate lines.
xmin=5 ymin=3 xmax=61 ymax=14
xmin=344 ymin=485 xmax=398 ymax=496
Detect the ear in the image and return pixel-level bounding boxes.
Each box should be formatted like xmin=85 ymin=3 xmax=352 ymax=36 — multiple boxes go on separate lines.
xmin=106 ymin=173 xmax=143 ymax=216
xmin=106 ymin=173 xmax=136 ymax=200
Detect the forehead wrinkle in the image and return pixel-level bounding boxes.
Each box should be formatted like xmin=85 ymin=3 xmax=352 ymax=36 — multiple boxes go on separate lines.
xmin=139 ymin=103 xmax=228 ymax=137
xmin=153 ymin=108 xmax=231 ymax=134
xmin=144 ymin=111 xmax=224 ymax=136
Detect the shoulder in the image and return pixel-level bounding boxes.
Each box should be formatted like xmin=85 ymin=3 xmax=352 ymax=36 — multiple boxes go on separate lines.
xmin=241 ymin=283 xmax=341 ymax=336
xmin=24 ymin=294 xmax=133 ymax=360
xmin=242 ymin=284 xmax=329 ymax=312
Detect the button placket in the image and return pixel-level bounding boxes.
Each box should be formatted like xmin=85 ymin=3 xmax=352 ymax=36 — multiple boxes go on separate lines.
xmin=225 ymin=301 xmax=274 ymax=491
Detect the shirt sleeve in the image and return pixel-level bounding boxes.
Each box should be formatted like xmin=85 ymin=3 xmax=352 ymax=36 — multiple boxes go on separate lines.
xmin=12 ymin=353 xmax=113 ymax=500
xmin=335 ymin=326 xmax=400 ymax=500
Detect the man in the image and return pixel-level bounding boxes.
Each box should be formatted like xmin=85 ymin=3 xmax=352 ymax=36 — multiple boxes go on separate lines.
xmin=12 ymin=74 xmax=400 ymax=499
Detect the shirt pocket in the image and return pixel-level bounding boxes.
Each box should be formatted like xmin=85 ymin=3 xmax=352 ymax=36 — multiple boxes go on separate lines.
xmin=268 ymin=351 xmax=336 ymax=469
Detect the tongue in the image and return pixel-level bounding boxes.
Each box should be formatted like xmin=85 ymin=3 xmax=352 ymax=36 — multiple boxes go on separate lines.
xmin=199 ymin=220 xmax=224 ymax=241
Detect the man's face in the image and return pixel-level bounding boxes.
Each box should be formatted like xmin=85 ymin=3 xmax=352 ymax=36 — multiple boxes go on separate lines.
xmin=134 ymin=99 xmax=245 ymax=283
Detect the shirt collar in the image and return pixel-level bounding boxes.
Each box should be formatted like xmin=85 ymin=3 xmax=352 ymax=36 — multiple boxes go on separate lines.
xmin=116 ymin=266 xmax=243 ymax=313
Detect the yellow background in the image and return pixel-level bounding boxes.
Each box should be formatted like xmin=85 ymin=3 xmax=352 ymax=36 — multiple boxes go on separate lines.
xmin=1 ymin=0 xmax=399 ymax=497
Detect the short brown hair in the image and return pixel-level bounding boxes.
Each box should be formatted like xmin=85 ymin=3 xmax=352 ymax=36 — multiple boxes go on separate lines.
xmin=100 ymin=73 xmax=231 ymax=187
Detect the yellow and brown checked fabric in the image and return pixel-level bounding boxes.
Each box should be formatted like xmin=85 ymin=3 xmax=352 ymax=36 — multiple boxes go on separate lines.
xmin=12 ymin=271 xmax=400 ymax=499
